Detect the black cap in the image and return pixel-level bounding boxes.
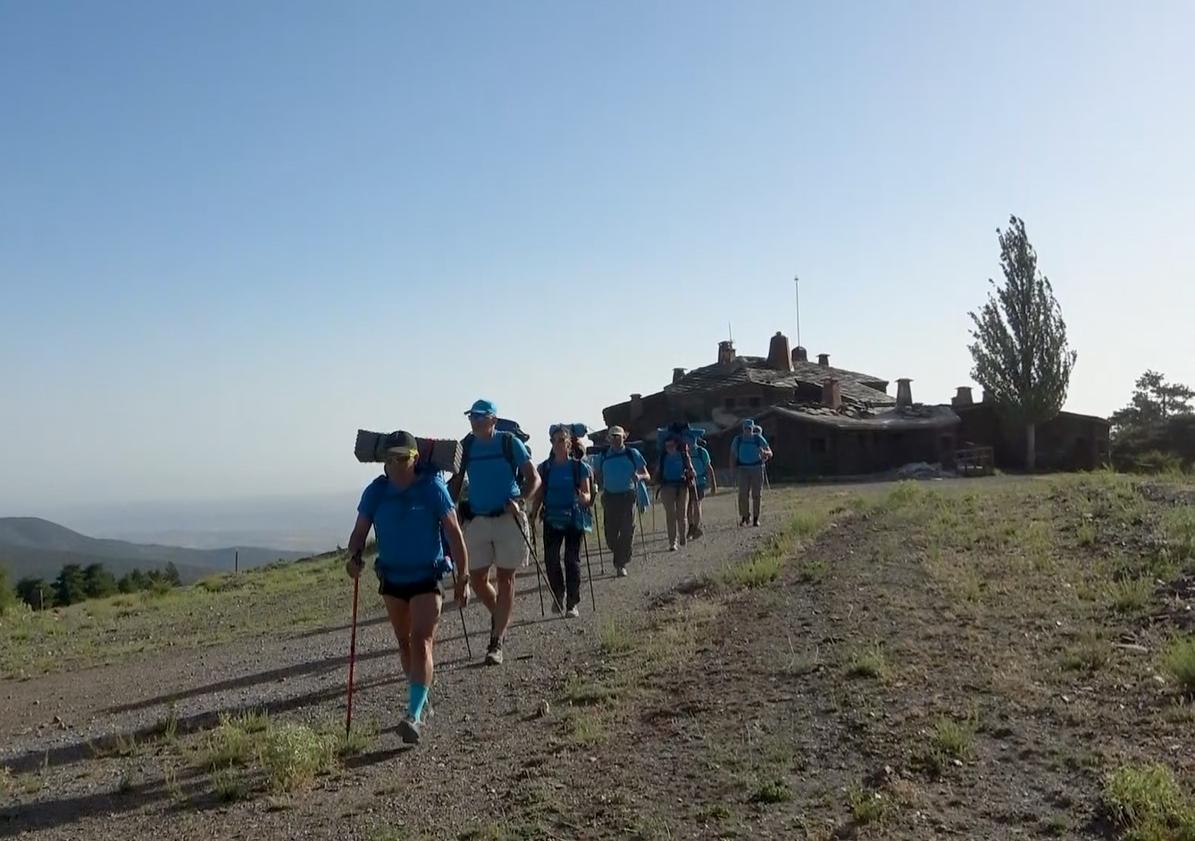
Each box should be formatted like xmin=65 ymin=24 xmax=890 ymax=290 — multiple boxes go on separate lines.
xmin=383 ymin=430 xmax=419 ymax=458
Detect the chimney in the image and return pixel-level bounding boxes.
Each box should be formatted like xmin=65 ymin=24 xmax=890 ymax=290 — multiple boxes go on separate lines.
xmin=792 ymin=346 xmax=808 ymax=364
xmin=672 ymin=367 xmax=686 ymax=384
xmin=821 ymin=378 xmax=842 ymax=410
xmin=896 ymin=378 xmax=913 ymax=409
xmin=630 ymin=393 xmax=643 ymax=420
xmin=766 ymin=332 xmax=794 ymax=372
xmin=817 ymin=353 xmax=830 ymax=368
xmin=717 ymin=340 xmax=736 ymax=366
xmin=952 ymin=386 xmax=974 ymax=407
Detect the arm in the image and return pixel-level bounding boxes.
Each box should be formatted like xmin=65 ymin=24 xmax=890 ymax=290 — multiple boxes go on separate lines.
xmin=513 ymin=460 xmax=542 ymax=516
xmin=577 ymin=476 xmax=593 ymax=508
xmin=758 ymin=435 xmax=773 ymax=461
xmin=345 ymin=514 xmax=371 ymax=577
xmin=529 ymin=468 xmax=546 ymax=520
xmin=441 ymin=509 xmax=469 ymax=604
xmin=707 ymin=464 xmax=718 ymax=494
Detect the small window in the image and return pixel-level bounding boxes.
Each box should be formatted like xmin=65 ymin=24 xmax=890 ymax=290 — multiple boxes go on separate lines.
xmin=810 ymin=438 xmax=827 ymax=454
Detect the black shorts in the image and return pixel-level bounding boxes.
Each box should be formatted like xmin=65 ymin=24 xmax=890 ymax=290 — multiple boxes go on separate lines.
xmin=377 ymin=576 xmax=442 ymax=602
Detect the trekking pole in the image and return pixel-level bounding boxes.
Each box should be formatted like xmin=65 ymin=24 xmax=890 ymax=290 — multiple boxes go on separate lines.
xmin=517 ymin=516 xmax=563 ymax=616
xmin=581 ymin=532 xmax=597 ymax=612
xmin=457 ymin=599 xmax=472 ymax=659
xmin=594 ymin=500 xmax=605 ymax=575
xmin=345 ymin=573 xmax=360 ymax=737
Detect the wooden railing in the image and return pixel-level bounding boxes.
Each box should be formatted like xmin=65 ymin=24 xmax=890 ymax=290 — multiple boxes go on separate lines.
xmin=955 ymin=446 xmax=995 ymax=477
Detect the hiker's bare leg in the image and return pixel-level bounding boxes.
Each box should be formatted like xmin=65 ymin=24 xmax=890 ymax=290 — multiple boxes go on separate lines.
xmin=383 ymin=595 xmax=413 ymax=678
xmin=408 ymin=592 xmax=441 ymax=687
xmin=494 ymin=567 xmax=516 ymax=638
xmin=470 ymin=566 xmax=498 ymax=614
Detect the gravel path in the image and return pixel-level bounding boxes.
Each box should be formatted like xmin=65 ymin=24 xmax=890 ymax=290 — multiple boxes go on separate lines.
xmin=1 ymin=488 xmax=841 ymax=839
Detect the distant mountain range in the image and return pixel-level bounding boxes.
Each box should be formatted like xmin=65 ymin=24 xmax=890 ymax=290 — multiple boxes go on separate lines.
xmin=0 ymin=517 xmax=310 ymax=584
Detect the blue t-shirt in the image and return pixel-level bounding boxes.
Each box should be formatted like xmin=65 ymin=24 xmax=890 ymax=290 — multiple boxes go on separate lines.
xmin=539 ymin=457 xmax=593 ymax=527
xmin=465 ymin=433 xmax=531 ymax=515
xmin=358 ymin=472 xmax=454 ymax=584
xmin=598 ymin=446 xmax=646 ymax=493
xmin=732 ymin=433 xmax=770 ymax=467
xmin=691 ymin=446 xmax=712 ymax=489
xmin=659 ymin=451 xmax=688 ymax=483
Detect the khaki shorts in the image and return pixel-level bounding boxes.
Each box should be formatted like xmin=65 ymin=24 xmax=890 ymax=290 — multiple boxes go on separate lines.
xmin=464 ymin=511 xmax=530 ymax=572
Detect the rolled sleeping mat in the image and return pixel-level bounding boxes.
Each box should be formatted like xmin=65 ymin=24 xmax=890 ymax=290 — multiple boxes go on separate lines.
xmin=354 ymin=430 xmax=464 ymax=474
xmin=495 ymin=418 xmax=531 ymax=442
xmin=655 ymin=425 xmax=706 ymax=445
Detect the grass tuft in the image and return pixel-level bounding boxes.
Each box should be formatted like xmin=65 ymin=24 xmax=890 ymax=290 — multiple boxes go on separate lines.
xmin=563 ymin=674 xmax=617 ymax=707
xmin=1108 ymin=576 xmax=1155 ymax=614
xmin=211 ymin=767 xmax=250 ymax=803
xmin=1103 ymin=763 xmax=1195 ymax=840
xmin=201 ymin=715 xmax=259 ymax=770
xmin=847 ymin=786 xmax=889 ymax=825
xmin=750 ymin=778 xmax=792 ymax=804
xmin=932 ymin=717 xmax=975 ymax=760
xmin=1062 ymin=637 xmax=1111 ymax=673
xmin=260 ymin=724 xmax=338 ymax=792
xmin=598 ymin=620 xmax=635 ymax=655
xmin=723 ymin=551 xmax=784 ymax=589
xmin=1163 ymin=636 xmax=1195 ymax=694
xmin=847 ymin=644 xmax=889 ymax=680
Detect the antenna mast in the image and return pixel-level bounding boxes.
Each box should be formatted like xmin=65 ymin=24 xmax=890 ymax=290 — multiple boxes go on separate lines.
xmin=794 ymin=275 xmax=802 ymax=348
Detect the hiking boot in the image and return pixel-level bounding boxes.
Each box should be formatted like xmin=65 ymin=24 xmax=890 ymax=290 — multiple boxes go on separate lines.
xmin=692 ymin=526 xmax=704 ymax=539
xmin=616 ymin=566 xmax=629 ymax=578
xmin=752 ymin=517 xmax=760 ymax=527
xmin=669 ymin=542 xmax=678 ymax=552
xmin=565 ymin=605 xmax=580 ymax=618
xmin=740 ymin=516 xmax=750 ymax=527
xmin=484 ymin=640 xmax=504 ymax=666
xmin=550 ymin=594 xmax=564 ymax=614
xmin=398 ymin=717 xmax=422 ymax=745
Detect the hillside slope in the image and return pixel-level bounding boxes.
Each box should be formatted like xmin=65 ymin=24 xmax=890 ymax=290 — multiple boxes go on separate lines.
xmin=0 ymin=517 xmax=309 ymax=583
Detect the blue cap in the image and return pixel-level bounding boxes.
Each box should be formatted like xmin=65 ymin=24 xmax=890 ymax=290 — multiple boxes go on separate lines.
xmin=465 ymin=399 xmax=497 ymax=417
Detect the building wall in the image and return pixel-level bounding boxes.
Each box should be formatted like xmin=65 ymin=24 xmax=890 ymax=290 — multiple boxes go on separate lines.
xmin=956 ymin=405 xmax=1110 ymax=471
xmin=706 ymin=416 xmax=957 ymax=479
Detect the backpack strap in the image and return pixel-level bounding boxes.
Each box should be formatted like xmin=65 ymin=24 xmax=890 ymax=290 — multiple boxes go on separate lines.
xmin=501 ymin=432 xmax=517 ymax=477
xmin=460 ymin=434 xmax=475 ymax=474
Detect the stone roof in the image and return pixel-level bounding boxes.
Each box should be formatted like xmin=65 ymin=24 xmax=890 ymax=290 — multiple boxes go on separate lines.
xmin=664 ymin=356 xmax=895 ymax=406
xmin=754 ymin=402 xmax=960 ymax=432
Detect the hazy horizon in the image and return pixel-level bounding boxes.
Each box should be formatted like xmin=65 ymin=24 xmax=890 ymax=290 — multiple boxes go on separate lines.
xmin=4 ymin=1 xmax=1193 ymax=513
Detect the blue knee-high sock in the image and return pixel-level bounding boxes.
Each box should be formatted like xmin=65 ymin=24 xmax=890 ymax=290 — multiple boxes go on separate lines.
xmin=408 ymin=681 xmax=429 ymax=722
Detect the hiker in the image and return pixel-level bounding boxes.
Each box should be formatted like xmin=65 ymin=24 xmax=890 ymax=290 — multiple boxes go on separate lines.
xmin=345 ymin=430 xmax=469 ymax=745
xmin=448 ymin=399 xmax=541 ymax=666
xmin=530 ymin=424 xmax=594 ymax=616
xmin=730 ymin=419 xmax=773 ymax=526
xmin=656 ymin=433 xmax=695 ymax=551
xmin=594 ymin=425 xmax=649 ymax=577
xmin=686 ymin=436 xmax=717 ymax=540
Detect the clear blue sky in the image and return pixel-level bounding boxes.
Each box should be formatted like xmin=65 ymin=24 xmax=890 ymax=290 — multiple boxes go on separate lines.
xmin=3 ymin=0 xmax=1193 ymax=511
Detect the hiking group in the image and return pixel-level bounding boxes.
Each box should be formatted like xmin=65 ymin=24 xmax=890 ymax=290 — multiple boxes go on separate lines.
xmin=345 ymin=401 xmax=773 ymax=744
